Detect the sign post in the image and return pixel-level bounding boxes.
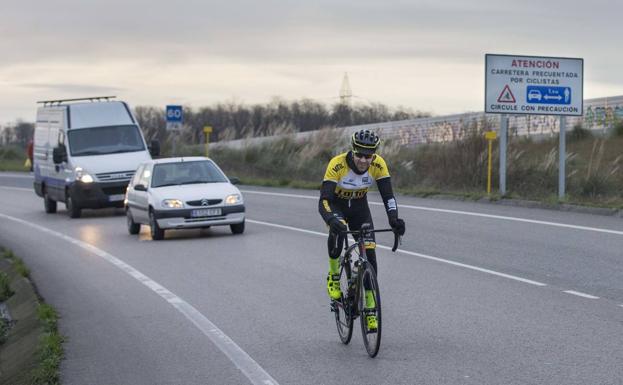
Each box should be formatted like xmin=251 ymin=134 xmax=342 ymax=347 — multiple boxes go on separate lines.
xmin=485 ymin=130 xmax=497 ymax=195
xmin=485 ymin=54 xmax=583 ymax=199
xmin=203 ymin=126 xmax=212 ymax=158
xmin=166 ymin=105 xmax=183 ymax=156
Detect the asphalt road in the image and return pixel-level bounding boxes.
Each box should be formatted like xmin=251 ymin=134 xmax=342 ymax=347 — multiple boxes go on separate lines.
xmin=1 ymin=172 xmax=622 ymax=385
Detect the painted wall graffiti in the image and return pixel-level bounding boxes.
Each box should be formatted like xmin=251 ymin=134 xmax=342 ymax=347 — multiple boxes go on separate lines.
xmin=216 ymin=95 xmax=623 ymax=149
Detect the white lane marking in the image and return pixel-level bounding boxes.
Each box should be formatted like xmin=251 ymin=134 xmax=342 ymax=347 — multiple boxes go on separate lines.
xmin=0 ymin=186 xmax=32 ymax=192
xmin=247 ymin=219 xmax=547 ymax=287
xmin=0 ymin=213 xmax=280 ymax=385
xmin=241 ymin=190 xmax=623 ymax=236
xmin=0 ymin=173 xmax=33 ymax=179
xmin=563 ymin=290 xmax=600 ymax=299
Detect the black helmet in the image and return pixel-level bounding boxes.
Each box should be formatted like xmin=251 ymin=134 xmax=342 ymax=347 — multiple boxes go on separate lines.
xmin=351 ymin=130 xmax=380 ymax=155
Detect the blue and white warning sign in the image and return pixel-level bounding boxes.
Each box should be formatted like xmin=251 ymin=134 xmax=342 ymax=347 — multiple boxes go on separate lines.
xmin=485 ymin=54 xmax=583 ymax=116
xmin=526 ymin=86 xmax=571 ymax=105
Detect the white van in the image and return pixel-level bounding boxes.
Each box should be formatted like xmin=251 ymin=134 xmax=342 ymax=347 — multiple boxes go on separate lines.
xmin=33 ymin=97 xmax=159 ymax=218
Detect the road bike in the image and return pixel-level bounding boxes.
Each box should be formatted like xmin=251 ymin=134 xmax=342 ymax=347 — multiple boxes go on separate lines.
xmin=330 ymin=223 xmax=400 ymax=358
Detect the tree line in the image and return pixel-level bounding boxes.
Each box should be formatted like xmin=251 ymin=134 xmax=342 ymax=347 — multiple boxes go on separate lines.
xmin=0 ymin=99 xmax=428 ymax=148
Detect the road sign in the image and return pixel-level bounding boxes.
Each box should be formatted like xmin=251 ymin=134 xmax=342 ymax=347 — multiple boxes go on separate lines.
xmin=497 ymin=85 xmax=516 ymax=103
xmin=485 ymin=131 xmax=497 ymax=140
xmin=485 ymin=54 xmax=583 ymax=116
xmin=526 ymin=86 xmax=571 ymax=105
xmin=166 ymin=105 xmax=183 ymax=131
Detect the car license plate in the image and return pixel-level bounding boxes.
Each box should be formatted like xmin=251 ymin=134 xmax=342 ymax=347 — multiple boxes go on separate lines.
xmin=191 ymin=208 xmax=222 ymax=217
xmin=109 ymin=194 xmax=125 ymax=202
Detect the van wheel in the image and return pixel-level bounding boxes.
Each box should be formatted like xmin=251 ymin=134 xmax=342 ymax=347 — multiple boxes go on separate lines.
xmin=126 ymin=209 xmax=140 ymax=235
xmin=65 ymin=192 xmax=82 ymax=218
xmin=149 ymin=210 xmax=165 ymax=240
xmin=230 ymin=221 xmax=245 ymax=234
xmin=43 ymin=189 xmax=57 ymax=214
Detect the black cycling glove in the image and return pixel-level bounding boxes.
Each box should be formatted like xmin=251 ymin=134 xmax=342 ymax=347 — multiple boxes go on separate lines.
xmin=328 ymin=216 xmax=347 ymax=234
xmin=389 ymin=217 xmax=406 ymax=236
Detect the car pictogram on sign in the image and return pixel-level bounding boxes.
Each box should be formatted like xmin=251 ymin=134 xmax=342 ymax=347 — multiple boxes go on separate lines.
xmin=527 ymin=89 xmax=542 ymax=102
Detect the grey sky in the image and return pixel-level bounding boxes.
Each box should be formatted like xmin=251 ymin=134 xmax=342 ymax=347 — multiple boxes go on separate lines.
xmin=1 ymin=0 xmax=621 ymax=123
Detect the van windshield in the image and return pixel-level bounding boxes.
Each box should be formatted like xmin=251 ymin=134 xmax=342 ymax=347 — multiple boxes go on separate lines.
xmin=151 ymin=161 xmax=228 ymax=188
xmin=68 ymin=125 xmax=145 ymax=156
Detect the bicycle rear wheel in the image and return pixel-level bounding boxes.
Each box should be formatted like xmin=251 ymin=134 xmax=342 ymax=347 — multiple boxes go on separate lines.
xmin=333 ymin=251 xmax=354 ymax=344
xmin=359 ymin=264 xmax=382 ymax=357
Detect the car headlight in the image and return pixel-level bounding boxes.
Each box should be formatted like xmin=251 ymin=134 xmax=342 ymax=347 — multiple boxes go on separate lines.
xmin=75 ymin=167 xmax=94 ymax=184
xmin=162 ymin=199 xmax=183 ymax=209
xmin=225 ymin=194 xmax=242 ymax=205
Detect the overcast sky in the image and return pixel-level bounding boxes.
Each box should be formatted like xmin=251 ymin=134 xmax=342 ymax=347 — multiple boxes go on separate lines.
xmin=1 ymin=0 xmax=621 ymax=124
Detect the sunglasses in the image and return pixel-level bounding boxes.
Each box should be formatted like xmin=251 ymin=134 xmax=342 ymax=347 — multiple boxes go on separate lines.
xmin=353 ymin=152 xmax=374 ymax=160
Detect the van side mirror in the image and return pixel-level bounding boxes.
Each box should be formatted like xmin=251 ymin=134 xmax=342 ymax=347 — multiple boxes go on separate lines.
xmin=229 ymin=177 xmax=240 ymax=185
xmin=134 ymin=184 xmax=147 ymax=192
xmin=149 ymin=140 xmax=160 ymax=157
xmin=52 ymin=146 xmax=67 ymax=164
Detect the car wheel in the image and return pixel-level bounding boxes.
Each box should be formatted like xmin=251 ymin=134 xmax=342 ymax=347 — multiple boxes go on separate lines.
xmin=149 ymin=210 xmax=165 ymax=240
xmin=230 ymin=220 xmax=245 ymax=235
xmin=126 ymin=209 xmax=140 ymax=235
xmin=65 ymin=191 xmax=81 ymax=218
xmin=43 ymin=188 xmax=57 ymax=214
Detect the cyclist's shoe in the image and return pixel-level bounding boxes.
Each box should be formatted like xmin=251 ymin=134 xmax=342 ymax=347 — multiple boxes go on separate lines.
xmin=327 ymin=273 xmax=342 ymax=300
xmin=366 ymin=314 xmax=378 ymax=331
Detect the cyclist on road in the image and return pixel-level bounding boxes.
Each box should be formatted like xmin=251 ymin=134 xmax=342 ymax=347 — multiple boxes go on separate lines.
xmin=318 ymin=129 xmax=406 ymax=330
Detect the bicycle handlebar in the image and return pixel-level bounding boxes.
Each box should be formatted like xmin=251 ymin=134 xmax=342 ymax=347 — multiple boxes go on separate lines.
xmin=342 ymin=227 xmax=402 ymax=252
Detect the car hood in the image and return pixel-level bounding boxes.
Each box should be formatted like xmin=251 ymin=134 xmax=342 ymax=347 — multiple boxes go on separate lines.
xmin=70 ymin=151 xmax=151 ymax=176
xmin=150 ymin=182 xmax=242 ymax=203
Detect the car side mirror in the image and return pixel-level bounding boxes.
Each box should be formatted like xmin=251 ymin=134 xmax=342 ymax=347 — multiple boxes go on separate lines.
xmin=149 ymin=140 xmax=160 ymax=157
xmin=134 ymin=184 xmax=147 ymax=191
xmin=229 ymin=177 xmax=240 ymax=185
xmin=52 ymin=146 xmax=67 ymax=164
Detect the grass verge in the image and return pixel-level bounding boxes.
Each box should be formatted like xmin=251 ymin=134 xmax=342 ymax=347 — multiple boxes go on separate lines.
xmin=0 ymin=247 xmax=64 ymax=385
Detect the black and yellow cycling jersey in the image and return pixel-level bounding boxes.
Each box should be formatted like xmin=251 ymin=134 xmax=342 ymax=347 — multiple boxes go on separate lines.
xmin=323 ymin=152 xmax=390 ymax=200
xmin=318 ymin=151 xmax=398 ymax=227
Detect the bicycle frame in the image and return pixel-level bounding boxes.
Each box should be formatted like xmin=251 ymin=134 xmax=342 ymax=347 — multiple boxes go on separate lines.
xmin=339 ymin=224 xmax=399 ymax=318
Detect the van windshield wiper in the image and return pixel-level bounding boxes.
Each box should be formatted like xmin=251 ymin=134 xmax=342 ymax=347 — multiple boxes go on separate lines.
xmin=72 ymin=150 xmax=107 ymax=156
xmin=153 ymin=183 xmax=179 ymax=187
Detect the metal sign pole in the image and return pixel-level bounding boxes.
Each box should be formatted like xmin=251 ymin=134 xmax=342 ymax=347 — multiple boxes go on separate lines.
xmin=499 ymin=114 xmax=507 ymax=195
xmin=559 ymin=116 xmax=566 ymax=199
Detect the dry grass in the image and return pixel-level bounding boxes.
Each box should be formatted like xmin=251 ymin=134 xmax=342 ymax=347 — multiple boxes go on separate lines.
xmin=177 ymin=129 xmax=623 ymax=208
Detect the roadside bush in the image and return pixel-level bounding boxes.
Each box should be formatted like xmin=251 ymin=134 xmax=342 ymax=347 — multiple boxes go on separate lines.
xmin=0 ymin=145 xmax=22 ymax=160
xmin=569 ymin=123 xmax=591 ymax=142
xmin=0 ymin=271 xmax=13 ymax=301
xmin=612 ymin=121 xmax=623 ymax=137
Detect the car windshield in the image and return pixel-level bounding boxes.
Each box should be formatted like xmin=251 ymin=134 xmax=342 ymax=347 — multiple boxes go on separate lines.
xmin=151 ymin=161 xmax=229 ymax=188
xmin=68 ymin=125 xmax=145 ymax=156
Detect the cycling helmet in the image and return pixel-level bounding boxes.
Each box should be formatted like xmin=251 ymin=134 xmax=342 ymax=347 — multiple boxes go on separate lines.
xmin=351 ymin=130 xmax=380 ymax=155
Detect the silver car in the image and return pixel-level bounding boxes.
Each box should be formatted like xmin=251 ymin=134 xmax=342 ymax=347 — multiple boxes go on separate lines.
xmin=125 ymin=157 xmax=245 ymax=240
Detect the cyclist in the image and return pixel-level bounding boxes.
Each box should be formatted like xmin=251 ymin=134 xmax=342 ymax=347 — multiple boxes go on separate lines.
xmin=319 ymin=129 xmax=406 ymax=330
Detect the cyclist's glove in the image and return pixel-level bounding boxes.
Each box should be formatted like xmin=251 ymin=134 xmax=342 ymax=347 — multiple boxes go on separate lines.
xmin=389 ymin=217 xmax=406 ymax=236
xmin=328 ymin=216 xmax=347 ymax=234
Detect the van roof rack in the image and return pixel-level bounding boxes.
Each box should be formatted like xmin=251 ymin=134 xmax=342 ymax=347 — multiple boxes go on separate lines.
xmin=37 ymin=96 xmax=117 ymax=106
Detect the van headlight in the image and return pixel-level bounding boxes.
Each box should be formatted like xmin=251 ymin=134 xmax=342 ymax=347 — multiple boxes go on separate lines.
xmin=162 ymin=199 xmax=183 ymax=209
xmin=225 ymin=194 xmax=242 ymax=205
xmin=75 ymin=167 xmax=94 ymax=184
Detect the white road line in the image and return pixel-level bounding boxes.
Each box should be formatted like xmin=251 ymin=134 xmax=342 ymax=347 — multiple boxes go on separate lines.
xmin=0 ymin=186 xmax=32 ymax=192
xmin=0 ymin=173 xmax=33 ymax=178
xmin=247 ymin=219 xmax=547 ymax=287
xmin=563 ymin=290 xmax=600 ymax=299
xmin=241 ymin=190 xmax=623 ymax=236
xmin=0 ymin=213 xmax=280 ymax=385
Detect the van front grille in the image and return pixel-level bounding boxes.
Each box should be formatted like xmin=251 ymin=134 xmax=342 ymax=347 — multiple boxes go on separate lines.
xmin=96 ymin=171 xmax=134 ymax=182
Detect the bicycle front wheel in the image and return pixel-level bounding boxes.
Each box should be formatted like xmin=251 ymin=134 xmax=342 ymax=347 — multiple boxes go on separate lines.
xmin=359 ymin=264 xmax=382 ymax=358
xmin=334 ymin=249 xmax=355 ymax=344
